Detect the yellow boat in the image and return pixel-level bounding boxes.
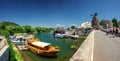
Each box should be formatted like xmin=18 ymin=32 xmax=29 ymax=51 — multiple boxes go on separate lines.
xmin=25 ymin=39 xmax=60 ymax=57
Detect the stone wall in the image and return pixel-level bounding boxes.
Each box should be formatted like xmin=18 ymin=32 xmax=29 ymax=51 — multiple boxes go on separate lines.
xmin=0 ymin=36 xmax=5 ymax=49
xmin=0 ymin=46 xmax=9 ymax=61
xmin=0 ymin=36 xmax=9 ymax=61
xmin=69 ymin=30 xmax=94 ymax=61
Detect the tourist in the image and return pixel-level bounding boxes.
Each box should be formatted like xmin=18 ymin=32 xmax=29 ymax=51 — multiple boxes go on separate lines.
xmin=112 ymin=28 xmax=115 ymax=35
xmin=84 ymin=29 xmax=88 ymax=36
xmin=115 ymin=28 xmax=118 ymax=36
xmin=0 ymin=38 xmax=2 ymax=41
xmin=112 ymin=28 xmax=116 ymax=37
xmin=106 ymin=28 xmax=109 ymax=35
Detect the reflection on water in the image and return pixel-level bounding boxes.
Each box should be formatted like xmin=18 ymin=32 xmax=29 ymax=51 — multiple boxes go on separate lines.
xmin=21 ymin=32 xmax=85 ymax=61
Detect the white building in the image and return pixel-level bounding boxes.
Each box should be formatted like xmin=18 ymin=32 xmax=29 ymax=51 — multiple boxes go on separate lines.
xmin=80 ymin=22 xmax=91 ymax=29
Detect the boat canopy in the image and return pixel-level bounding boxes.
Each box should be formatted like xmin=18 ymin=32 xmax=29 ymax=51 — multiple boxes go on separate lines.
xmin=31 ymin=41 xmax=51 ymax=48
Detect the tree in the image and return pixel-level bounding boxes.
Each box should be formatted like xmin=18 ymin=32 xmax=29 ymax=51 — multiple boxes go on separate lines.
xmin=35 ymin=26 xmax=53 ymax=33
xmin=71 ymin=26 xmax=76 ymax=29
xmin=0 ymin=21 xmax=20 ymax=30
xmin=99 ymin=20 xmax=109 ymax=28
xmin=23 ymin=25 xmax=33 ymax=34
xmin=5 ymin=26 xmax=14 ymax=35
xmin=112 ymin=18 xmax=118 ymax=27
xmin=14 ymin=26 xmax=25 ymax=33
xmin=91 ymin=12 xmax=99 ymax=28
xmin=35 ymin=26 xmax=42 ymax=33
xmin=0 ymin=30 xmax=10 ymax=37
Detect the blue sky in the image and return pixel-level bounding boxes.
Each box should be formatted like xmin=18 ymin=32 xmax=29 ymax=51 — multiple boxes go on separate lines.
xmin=0 ymin=0 xmax=120 ymax=28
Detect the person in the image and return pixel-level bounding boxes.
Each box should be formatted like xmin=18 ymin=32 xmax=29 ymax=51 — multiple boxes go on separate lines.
xmin=0 ymin=38 xmax=2 ymax=41
xmin=115 ymin=28 xmax=118 ymax=36
xmin=84 ymin=29 xmax=87 ymax=36
xmin=109 ymin=28 xmax=112 ymax=34
xmin=112 ymin=28 xmax=115 ymax=35
xmin=106 ymin=28 xmax=109 ymax=35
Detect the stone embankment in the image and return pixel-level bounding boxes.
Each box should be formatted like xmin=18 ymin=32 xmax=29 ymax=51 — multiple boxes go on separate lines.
xmin=69 ymin=30 xmax=94 ymax=61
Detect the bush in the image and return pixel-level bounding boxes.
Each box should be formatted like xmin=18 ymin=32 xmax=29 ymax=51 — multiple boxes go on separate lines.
xmin=7 ymin=40 xmax=23 ymax=61
xmin=7 ymin=40 xmax=16 ymax=61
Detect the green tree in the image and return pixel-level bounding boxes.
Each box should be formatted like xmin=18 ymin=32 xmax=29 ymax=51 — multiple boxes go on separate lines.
xmin=71 ymin=26 xmax=76 ymax=29
xmin=0 ymin=30 xmax=10 ymax=37
xmin=0 ymin=21 xmax=20 ymax=30
xmin=14 ymin=26 xmax=25 ymax=33
xmin=35 ymin=27 xmax=53 ymax=33
xmin=5 ymin=26 xmax=25 ymax=34
xmin=35 ymin=26 xmax=42 ymax=33
xmin=112 ymin=18 xmax=118 ymax=27
xmin=5 ymin=26 xmax=14 ymax=35
xmin=23 ymin=25 xmax=33 ymax=34
xmin=99 ymin=20 xmax=108 ymax=28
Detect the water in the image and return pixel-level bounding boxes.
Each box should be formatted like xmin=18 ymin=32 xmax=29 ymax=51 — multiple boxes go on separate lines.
xmin=21 ymin=32 xmax=85 ymax=61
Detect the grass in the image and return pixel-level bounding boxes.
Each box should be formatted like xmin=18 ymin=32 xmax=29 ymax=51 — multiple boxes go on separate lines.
xmin=7 ymin=40 xmax=24 ymax=61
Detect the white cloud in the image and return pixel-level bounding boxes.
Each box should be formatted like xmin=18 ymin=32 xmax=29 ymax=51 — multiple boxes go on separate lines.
xmin=69 ymin=24 xmax=77 ymax=26
xmin=56 ymin=24 xmax=64 ymax=27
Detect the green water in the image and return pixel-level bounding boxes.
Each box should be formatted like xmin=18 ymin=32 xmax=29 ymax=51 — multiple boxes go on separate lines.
xmin=21 ymin=32 xmax=85 ymax=61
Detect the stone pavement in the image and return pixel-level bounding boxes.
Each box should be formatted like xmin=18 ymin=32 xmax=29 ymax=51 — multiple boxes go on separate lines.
xmin=93 ymin=30 xmax=120 ymax=61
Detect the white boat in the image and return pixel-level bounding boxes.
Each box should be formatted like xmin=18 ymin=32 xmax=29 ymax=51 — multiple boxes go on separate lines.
xmin=9 ymin=34 xmax=33 ymax=45
xmin=70 ymin=35 xmax=79 ymax=39
xmin=55 ymin=34 xmax=69 ymax=38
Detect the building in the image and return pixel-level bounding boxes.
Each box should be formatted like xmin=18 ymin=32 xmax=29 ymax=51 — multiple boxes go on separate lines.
xmin=80 ymin=22 xmax=91 ymax=29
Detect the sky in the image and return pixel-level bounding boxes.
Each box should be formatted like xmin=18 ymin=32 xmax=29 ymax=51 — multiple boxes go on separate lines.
xmin=0 ymin=0 xmax=120 ymax=28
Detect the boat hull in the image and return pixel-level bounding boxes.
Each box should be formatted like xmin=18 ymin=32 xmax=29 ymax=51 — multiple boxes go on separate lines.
xmin=55 ymin=34 xmax=69 ymax=38
xmin=26 ymin=44 xmax=59 ymax=57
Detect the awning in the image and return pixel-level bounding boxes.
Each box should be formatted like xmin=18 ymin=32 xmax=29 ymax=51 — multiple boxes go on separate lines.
xmin=31 ymin=41 xmax=51 ymax=48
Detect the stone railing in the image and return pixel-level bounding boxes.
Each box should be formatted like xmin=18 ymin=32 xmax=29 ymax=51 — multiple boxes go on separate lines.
xmin=0 ymin=36 xmax=7 ymax=50
xmin=69 ymin=30 xmax=94 ymax=61
xmin=0 ymin=36 xmax=9 ymax=61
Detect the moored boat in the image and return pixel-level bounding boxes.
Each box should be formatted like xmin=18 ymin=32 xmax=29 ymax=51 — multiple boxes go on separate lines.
xmin=53 ymin=27 xmax=69 ymax=38
xmin=55 ymin=33 xmax=69 ymax=38
xmin=25 ymin=39 xmax=60 ymax=57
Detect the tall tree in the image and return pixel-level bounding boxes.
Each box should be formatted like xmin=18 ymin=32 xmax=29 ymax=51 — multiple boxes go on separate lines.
xmin=35 ymin=26 xmax=42 ymax=33
xmin=112 ymin=18 xmax=118 ymax=27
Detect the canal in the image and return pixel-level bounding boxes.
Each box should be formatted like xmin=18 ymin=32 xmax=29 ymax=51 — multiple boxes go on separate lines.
xmin=21 ymin=32 xmax=86 ymax=61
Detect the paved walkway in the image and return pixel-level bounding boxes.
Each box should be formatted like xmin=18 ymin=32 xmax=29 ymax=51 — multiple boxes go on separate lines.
xmin=93 ymin=30 xmax=120 ymax=61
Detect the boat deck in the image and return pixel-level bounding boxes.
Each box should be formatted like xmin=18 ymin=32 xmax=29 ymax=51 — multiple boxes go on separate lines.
xmin=17 ymin=45 xmax=28 ymax=51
